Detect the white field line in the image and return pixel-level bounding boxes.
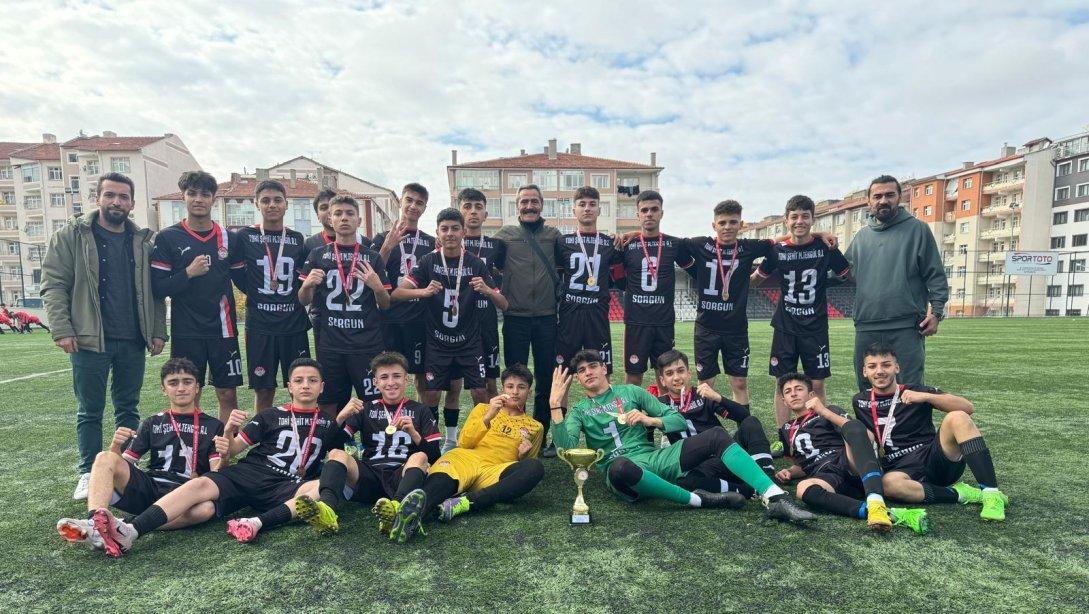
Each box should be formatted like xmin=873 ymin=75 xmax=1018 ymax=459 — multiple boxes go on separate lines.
xmin=0 ymin=368 xmax=71 ymax=385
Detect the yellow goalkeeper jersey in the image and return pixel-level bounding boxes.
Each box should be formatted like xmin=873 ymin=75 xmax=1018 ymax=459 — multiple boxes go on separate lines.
xmin=456 ymin=403 xmax=544 ymax=464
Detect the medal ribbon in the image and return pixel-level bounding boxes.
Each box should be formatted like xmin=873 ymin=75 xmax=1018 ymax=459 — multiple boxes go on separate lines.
xmin=869 ymin=384 xmax=905 ymax=450
xmin=259 ymin=223 xmax=287 ymax=291
xmin=332 ymin=241 xmax=361 ymax=305
xmin=401 ymin=228 xmax=421 ymax=273
xmin=439 ymin=247 xmax=466 ymax=310
xmin=637 ymin=233 xmax=663 ymax=282
xmin=383 ymin=398 xmax=408 ymax=430
xmin=787 ymin=411 xmax=815 ymax=457
xmin=575 ymin=229 xmax=600 ymax=285
xmin=285 ymin=404 xmax=321 ymax=477
xmin=670 ymin=387 xmax=693 ymax=414
xmin=715 ymin=237 xmax=739 ymax=299
xmin=166 ymin=409 xmax=200 ymax=477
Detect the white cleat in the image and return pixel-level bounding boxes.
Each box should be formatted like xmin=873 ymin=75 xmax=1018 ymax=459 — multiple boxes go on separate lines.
xmin=57 ymin=518 xmax=105 ymax=550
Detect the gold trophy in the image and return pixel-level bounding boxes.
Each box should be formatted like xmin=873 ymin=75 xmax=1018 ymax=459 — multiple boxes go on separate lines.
xmin=557 ymin=448 xmax=605 ymax=525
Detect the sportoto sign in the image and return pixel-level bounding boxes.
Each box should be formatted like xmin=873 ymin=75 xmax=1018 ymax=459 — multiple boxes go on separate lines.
xmin=1004 ymin=251 xmax=1059 ymax=276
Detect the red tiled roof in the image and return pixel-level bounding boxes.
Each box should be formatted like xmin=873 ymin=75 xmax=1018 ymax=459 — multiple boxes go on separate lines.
xmin=744 ymin=195 xmax=868 ymax=232
xmin=62 ymin=135 xmax=165 ymax=151
xmin=0 ymin=142 xmax=37 ymax=158
xmin=8 ymin=143 xmax=61 ymax=161
xmin=154 ymin=177 xmax=370 ymax=201
xmin=452 ymin=151 xmax=658 ymax=170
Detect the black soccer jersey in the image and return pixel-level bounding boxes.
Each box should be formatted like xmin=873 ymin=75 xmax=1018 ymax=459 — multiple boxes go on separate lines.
xmin=758 ymin=238 xmax=850 ymax=335
xmin=618 ymin=233 xmax=692 ymax=325
xmin=778 ymin=407 xmax=847 ymax=475
xmin=122 ymin=410 xmax=225 ymax=484
xmin=342 ymin=399 xmax=441 ymax=469
xmin=151 ymin=221 xmax=245 ymax=338
xmin=233 ymin=226 xmax=310 ymax=334
xmin=683 ymin=237 xmax=772 ymax=333
xmin=464 ymin=234 xmax=507 ymax=330
xmin=304 ymin=230 xmax=372 ymax=256
xmin=238 ymin=406 xmax=345 ymax=480
xmin=405 ymin=250 xmax=497 ymax=351
xmin=852 ymin=384 xmax=942 ymax=457
xmin=371 ymin=229 xmax=436 ymax=323
xmin=656 ymin=390 xmax=747 ymax=444
xmin=555 ymin=232 xmax=615 ymax=313
xmin=300 ymin=242 xmax=390 ymax=353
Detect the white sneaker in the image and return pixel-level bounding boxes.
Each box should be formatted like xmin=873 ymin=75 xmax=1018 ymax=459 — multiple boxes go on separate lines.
xmin=441 ymin=439 xmax=457 ymax=454
xmin=72 ymin=473 xmax=91 ymax=500
xmin=660 ymin=434 xmax=671 ymax=448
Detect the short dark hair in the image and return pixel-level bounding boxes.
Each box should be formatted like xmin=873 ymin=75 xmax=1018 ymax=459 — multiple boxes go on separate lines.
xmin=436 ymin=207 xmax=464 ymax=226
xmin=785 ymin=195 xmax=815 ymax=215
xmin=655 ymin=349 xmax=689 ymax=372
xmin=177 ymin=170 xmax=218 ymax=195
xmin=312 ymin=188 xmax=337 ymax=213
xmin=402 ymin=182 xmax=429 ymax=202
xmin=776 ymin=372 xmax=813 ymax=394
xmin=571 ymin=349 xmax=603 ymax=370
xmin=636 ymin=190 xmax=663 ymax=205
xmin=161 ymin=357 xmax=200 ymax=383
xmin=574 ymin=186 xmax=600 ymax=201
xmin=97 ymin=172 xmax=134 ymax=197
xmin=329 ymin=194 xmax=359 ymax=212
xmin=863 ymin=342 xmax=898 ymax=361
xmin=501 ymin=363 xmax=534 ymax=388
xmin=457 ymin=188 xmax=487 ymax=204
xmin=288 ymin=357 xmax=323 ymax=379
xmin=517 ymin=184 xmax=543 ymax=202
xmin=371 ymin=351 xmax=409 ymax=373
xmin=713 ymin=200 xmax=742 ymax=217
xmin=254 ymin=179 xmax=286 ymax=199
xmin=868 ymin=175 xmax=901 ymax=196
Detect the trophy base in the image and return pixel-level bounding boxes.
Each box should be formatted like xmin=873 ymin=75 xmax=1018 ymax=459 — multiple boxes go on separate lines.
xmin=571 ymin=513 xmax=591 ymax=525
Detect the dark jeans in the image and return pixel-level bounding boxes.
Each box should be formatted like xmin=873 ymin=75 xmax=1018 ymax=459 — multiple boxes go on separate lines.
xmin=853 ymin=326 xmax=925 ymax=392
xmin=71 ymin=339 xmax=146 ymax=472
xmin=502 ymin=314 xmax=557 ymax=438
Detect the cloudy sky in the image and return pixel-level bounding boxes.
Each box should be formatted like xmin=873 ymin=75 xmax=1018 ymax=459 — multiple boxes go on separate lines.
xmin=3 ymin=0 xmax=1088 ymax=234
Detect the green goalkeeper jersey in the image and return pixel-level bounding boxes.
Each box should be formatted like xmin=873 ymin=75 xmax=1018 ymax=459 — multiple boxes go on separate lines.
xmin=552 ymin=384 xmax=688 ymax=464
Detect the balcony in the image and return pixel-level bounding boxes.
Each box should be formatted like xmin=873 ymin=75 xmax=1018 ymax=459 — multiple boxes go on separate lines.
xmin=983 ymin=175 xmax=1025 ymax=194
xmin=944 ymin=190 xmax=958 ymax=201
xmin=977 ymin=273 xmax=1012 ymax=285
xmin=942 ymin=233 xmax=955 ymax=244
xmin=981 ymin=202 xmax=1021 ymax=217
xmin=979 ymin=226 xmax=1019 ymax=240
xmin=944 ymin=212 xmax=955 ymax=223
xmin=979 ymin=251 xmax=1006 ymax=263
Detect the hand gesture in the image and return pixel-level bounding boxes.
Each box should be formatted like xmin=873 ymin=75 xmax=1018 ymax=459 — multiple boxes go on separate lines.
xmin=918 ymin=314 xmax=939 ymax=337
xmin=213 ymin=435 xmax=230 ymax=457
xmin=549 ymin=366 xmax=573 ymax=408
xmin=186 ymin=254 xmax=211 ymax=278
xmin=517 ymin=432 xmax=532 ymax=457
xmin=355 ymin=261 xmax=381 ymax=289
xmin=337 ymin=398 xmax=365 ymax=423
xmin=486 ymin=394 xmax=508 ymax=420
xmin=110 ymin=427 xmax=136 ymax=453
xmin=804 ymin=396 xmax=828 ymax=414
xmin=396 ymin=415 xmax=418 ymax=437
xmin=623 ymin=408 xmax=648 ymax=427
xmin=425 ymin=280 xmax=444 ymax=296
xmin=302 ymin=268 xmax=325 ymax=289
xmin=695 ymin=382 xmax=721 ymax=402
xmin=225 ymin=409 xmax=248 ymax=434
xmin=148 ymin=337 xmax=166 ymax=356
xmin=774 ymin=468 xmax=794 ymax=484
xmin=55 ymin=336 xmax=79 ymax=353
xmin=899 ymin=389 xmax=925 ymax=405
xmin=383 ymin=221 xmax=408 ymax=249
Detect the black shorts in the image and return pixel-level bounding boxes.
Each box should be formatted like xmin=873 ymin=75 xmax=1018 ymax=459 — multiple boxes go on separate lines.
xmin=112 ymin=466 xmax=179 ymax=515
xmin=556 ymin=307 xmax=612 ymax=373
xmin=693 ymin=323 xmax=749 ymax=379
xmin=810 ymin=454 xmax=865 ymax=499
xmin=205 ymin=462 xmax=304 ymax=514
xmin=346 ymin=457 xmax=402 ymax=503
xmin=425 ymin=343 xmax=485 ymax=391
xmin=882 ymin=429 xmax=966 ymax=486
xmin=481 ymin=324 xmax=501 ymax=379
xmin=381 ymin=322 xmax=426 ymax=374
xmin=769 ymin=328 xmax=831 ymax=379
xmin=171 ymin=337 xmax=243 ymax=388
xmin=317 ymin=348 xmax=381 ymax=408
xmin=246 ymin=331 xmax=311 ymax=389
xmin=623 ymin=324 xmax=674 ymax=375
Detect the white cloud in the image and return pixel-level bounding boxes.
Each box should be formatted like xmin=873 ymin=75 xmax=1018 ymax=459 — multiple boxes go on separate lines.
xmin=2 ymin=0 xmax=1088 ymax=234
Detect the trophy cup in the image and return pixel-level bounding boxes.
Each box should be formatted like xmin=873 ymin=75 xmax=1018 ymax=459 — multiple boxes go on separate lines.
xmin=557 ymin=448 xmax=605 ymax=525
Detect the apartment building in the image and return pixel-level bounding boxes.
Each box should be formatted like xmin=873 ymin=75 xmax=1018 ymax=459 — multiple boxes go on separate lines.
xmin=0 ymin=132 xmax=199 ymax=306
xmin=446 ymin=139 xmax=662 ymax=235
xmin=1049 ymin=129 xmax=1089 ymax=316
xmin=264 ymin=156 xmax=396 ymax=235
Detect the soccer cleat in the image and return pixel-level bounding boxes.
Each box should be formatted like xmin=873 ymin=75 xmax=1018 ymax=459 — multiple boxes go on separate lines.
xmin=389 ymin=489 xmax=427 ymax=544
xmin=227 ymin=518 xmax=261 ymax=543
xmin=769 ymin=441 xmax=785 ymax=459
xmin=57 ymin=518 xmax=105 ymax=550
xmin=693 ymin=489 xmax=747 ymax=510
xmin=438 ymin=495 xmax=472 ymax=522
xmin=441 ymin=439 xmax=457 ymax=455
xmin=890 ymin=508 xmax=930 ymax=534
xmin=866 ymin=499 xmax=893 ymax=533
xmin=295 ymin=495 xmax=339 ymax=536
xmin=92 ymin=508 xmax=136 ymax=558
xmin=540 ymin=443 xmax=557 ymax=458
xmin=72 ymin=473 xmax=91 ymax=500
xmin=952 ymin=482 xmax=983 ymax=505
xmin=763 ymin=495 xmax=817 ymax=524
xmin=372 ymin=498 xmax=400 ymax=536
xmin=980 ymin=490 xmax=1009 ymax=522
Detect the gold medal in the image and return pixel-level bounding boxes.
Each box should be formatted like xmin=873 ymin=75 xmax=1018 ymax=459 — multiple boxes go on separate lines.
xmin=451 ymin=304 xmax=458 ymax=317
xmin=385 ymin=425 xmax=396 ymax=436
xmin=587 ymin=276 xmax=597 ymax=287
xmin=722 ymin=289 xmax=730 ymax=301
xmin=218 ymin=246 xmax=228 ymax=260
xmin=270 ymin=279 xmax=279 ymax=293
xmin=616 ymin=413 xmax=627 ymax=425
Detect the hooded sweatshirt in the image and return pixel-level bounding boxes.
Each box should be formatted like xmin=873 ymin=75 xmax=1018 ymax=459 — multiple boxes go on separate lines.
xmin=844 ymin=206 xmax=947 ymax=331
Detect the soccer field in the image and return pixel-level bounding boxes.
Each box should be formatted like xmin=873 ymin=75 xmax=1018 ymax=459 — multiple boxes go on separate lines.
xmin=1 ymin=318 xmax=1086 ymax=613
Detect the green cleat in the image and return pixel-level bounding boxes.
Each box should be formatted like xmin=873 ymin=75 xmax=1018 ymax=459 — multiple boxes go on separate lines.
xmin=295 ymin=495 xmax=339 ymax=536
xmin=952 ymin=482 xmax=983 ymax=505
xmin=372 ymin=498 xmax=400 ymax=536
xmin=438 ymin=495 xmax=472 ymax=522
xmin=389 ymin=489 xmax=428 ymax=544
xmin=890 ymin=508 xmax=929 ymax=534
xmin=980 ymin=489 xmax=1009 ymax=522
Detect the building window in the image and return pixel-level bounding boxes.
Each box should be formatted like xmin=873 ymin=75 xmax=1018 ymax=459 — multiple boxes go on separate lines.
xmin=292 ymin=205 xmax=311 ymax=236
xmin=533 ymin=170 xmax=558 ymax=191
xmin=51 ymin=219 xmax=66 ymax=232
xmin=959 ymin=222 xmax=969 ymax=233
xmin=925 ymin=185 xmax=934 ymax=195
xmin=1074 ymin=208 xmax=1089 ymax=223
xmin=507 ymin=173 xmax=527 ymax=190
xmin=1079 ymin=158 xmax=1089 ymax=173
xmin=1057 ymin=161 xmax=1073 ymax=177
xmin=556 ymin=198 xmax=573 ymax=218
xmin=958 ymin=244 xmax=968 ymax=254
xmin=1077 ymin=185 xmax=1089 ymax=199
xmin=619 ymin=204 xmax=636 ymax=219
xmin=454 ymin=170 xmax=499 ymax=190
xmin=955 ymin=289 xmax=965 ymax=298
xmin=913 ymin=188 xmax=920 ymax=197
xmin=507 ymin=198 xmax=518 ymax=217
xmin=542 ymin=198 xmax=556 ymax=218
xmin=599 ymin=200 xmax=611 ymax=217
xmin=1045 ymin=309 xmax=1060 ymax=316
xmin=21 ymin=165 xmax=40 ymax=183
xmin=924 ymin=205 xmax=933 ymax=216
xmin=1056 ymin=186 xmax=1070 ymax=200
xmin=47 ymin=167 xmax=62 ymax=181
xmin=1054 ymin=211 xmax=1068 ymax=224
xmin=1073 ymin=234 xmax=1088 ymax=247
xmin=1 ymin=192 xmax=12 ymax=205
xmin=25 ymin=220 xmax=44 ymax=237
xmin=1070 ymin=285 xmax=1085 ymax=297
xmin=956 ymin=266 xmax=966 ymax=278
xmin=67 ymin=152 xmax=78 ymax=163
xmin=560 ymin=170 xmax=584 ymax=190
xmin=70 ymin=177 xmax=80 ymax=191
xmin=961 ymin=200 xmax=971 ymax=211
xmin=226 ymin=200 xmax=254 ymax=228
xmin=964 ymin=178 xmax=972 ymax=188
xmin=1071 ymin=259 xmax=1086 ymax=272
xmin=49 ymin=193 xmax=65 ymax=207
xmin=0 ymin=166 xmax=10 ymax=180
xmin=1068 ymin=309 xmax=1083 ymax=316
xmin=85 ymin=160 xmax=100 ymax=175
xmin=111 ymin=157 xmax=131 ymax=174
xmin=1046 ymin=285 xmax=1062 ymax=297
xmin=23 ymin=195 xmax=42 ymax=209
xmin=590 ymin=173 xmax=610 ymax=189
xmin=834 ymin=213 xmax=845 ymax=225
xmin=1057 ymin=261 xmax=1065 ymax=273
xmin=1051 ymin=236 xmax=1066 ymax=249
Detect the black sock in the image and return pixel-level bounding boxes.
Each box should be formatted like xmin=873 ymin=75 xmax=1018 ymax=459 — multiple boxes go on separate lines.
xmin=839 ymin=419 xmax=884 ymax=497
xmin=922 ymin=483 xmax=959 ymax=504
xmin=735 ymin=416 xmax=774 ymax=472
xmin=418 ymin=474 xmax=461 ymax=521
xmin=466 ymin=460 xmax=544 ymax=511
xmin=131 ymin=504 xmax=168 ymax=536
xmin=443 ymin=407 xmax=459 ymax=428
xmin=801 ymin=487 xmax=864 ymax=519
xmin=394 ymin=467 xmax=427 ymax=500
xmin=960 ymin=436 xmax=998 ymax=489
xmin=257 ymin=504 xmax=293 ymax=530
xmin=318 ymin=460 xmax=348 ymax=510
